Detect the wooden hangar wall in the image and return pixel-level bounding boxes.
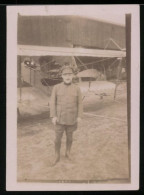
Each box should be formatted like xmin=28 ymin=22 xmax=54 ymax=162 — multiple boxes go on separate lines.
xmin=17 ymin=15 xmax=126 ymax=50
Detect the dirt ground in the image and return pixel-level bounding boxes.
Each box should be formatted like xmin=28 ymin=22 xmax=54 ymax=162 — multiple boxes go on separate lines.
xmin=17 ymin=82 xmax=130 ymax=183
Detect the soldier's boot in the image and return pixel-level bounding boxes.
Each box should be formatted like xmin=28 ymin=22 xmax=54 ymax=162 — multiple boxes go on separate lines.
xmin=52 ymin=130 xmax=64 ymax=166
xmin=65 ymin=145 xmax=72 ymax=160
xmin=65 ymin=133 xmax=73 ymax=160
xmin=54 ymin=150 xmax=60 ymax=164
xmin=52 ymin=137 xmax=62 ymax=166
xmin=52 ymin=144 xmax=61 ymax=166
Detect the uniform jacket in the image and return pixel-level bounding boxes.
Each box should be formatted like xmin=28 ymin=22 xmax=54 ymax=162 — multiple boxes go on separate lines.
xmin=50 ymin=82 xmax=83 ymax=125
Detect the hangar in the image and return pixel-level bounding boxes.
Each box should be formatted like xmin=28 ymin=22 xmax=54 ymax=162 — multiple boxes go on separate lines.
xmin=17 ymin=15 xmax=126 ymax=117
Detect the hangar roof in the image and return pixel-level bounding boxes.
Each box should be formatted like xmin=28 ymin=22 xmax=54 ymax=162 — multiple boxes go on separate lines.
xmin=18 ymin=15 xmax=125 ymax=51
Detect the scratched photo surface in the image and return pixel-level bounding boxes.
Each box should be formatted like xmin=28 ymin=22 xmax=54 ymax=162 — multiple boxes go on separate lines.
xmin=17 ymin=6 xmax=129 ymax=183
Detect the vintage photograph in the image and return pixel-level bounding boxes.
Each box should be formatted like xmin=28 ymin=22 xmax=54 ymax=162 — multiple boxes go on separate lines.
xmin=6 ymin=5 xmax=139 ymax=191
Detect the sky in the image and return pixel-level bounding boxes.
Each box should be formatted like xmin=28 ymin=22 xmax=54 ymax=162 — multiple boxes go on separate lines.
xmin=16 ymin=5 xmax=139 ymax=26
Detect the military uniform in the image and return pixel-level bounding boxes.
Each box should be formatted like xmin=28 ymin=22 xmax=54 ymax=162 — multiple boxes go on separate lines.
xmin=50 ymin=82 xmax=83 ymax=125
xmin=50 ymin=81 xmax=83 ymax=164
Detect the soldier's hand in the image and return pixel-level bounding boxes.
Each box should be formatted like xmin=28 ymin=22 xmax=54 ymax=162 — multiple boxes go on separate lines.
xmin=52 ymin=117 xmax=57 ymax=125
xmin=77 ymin=117 xmax=82 ymax=123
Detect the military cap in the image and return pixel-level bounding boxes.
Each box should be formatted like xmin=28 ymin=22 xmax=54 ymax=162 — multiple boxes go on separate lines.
xmin=60 ymin=64 xmax=75 ymax=74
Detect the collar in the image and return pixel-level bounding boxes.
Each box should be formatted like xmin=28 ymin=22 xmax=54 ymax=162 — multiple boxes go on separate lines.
xmin=63 ymin=82 xmax=72 ymax=86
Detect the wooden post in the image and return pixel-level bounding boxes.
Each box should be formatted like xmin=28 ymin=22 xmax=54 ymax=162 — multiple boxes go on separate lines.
xmin=114 ymin=58 xmax=122 ymax=100
xmin=126 ymin=13 xmax=131 ymax=182
xmin=117 ymin=58 xmax=123 ymax=79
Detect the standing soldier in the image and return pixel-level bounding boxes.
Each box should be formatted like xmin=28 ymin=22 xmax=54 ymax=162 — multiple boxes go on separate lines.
xmin=50 ymin=64 xmax=83 ymax=165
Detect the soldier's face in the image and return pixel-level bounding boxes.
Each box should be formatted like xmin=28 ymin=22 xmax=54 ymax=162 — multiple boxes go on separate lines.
xmin=62 ymin=72 xmax=74 ymax=84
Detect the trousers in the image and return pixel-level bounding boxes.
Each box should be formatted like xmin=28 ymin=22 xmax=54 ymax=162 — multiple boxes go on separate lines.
xmin=54 ymin=123 xmax=77 ymax=152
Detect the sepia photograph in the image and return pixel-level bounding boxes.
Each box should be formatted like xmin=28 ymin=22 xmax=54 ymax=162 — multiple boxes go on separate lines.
xmin=6 ymin=5 xmax=139 ymax=191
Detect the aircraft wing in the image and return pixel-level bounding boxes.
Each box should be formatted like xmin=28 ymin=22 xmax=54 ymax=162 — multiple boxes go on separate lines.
xmin=18 ymin=45 xmax=126 ymax=58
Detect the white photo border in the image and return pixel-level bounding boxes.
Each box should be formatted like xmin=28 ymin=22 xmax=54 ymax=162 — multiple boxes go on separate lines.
xmin=6 ymin=5 xmax=140 ymax=191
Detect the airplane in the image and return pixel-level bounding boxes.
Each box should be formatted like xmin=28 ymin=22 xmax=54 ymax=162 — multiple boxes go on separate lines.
xmin=17 ymin=43 xmax=126 ymax=119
